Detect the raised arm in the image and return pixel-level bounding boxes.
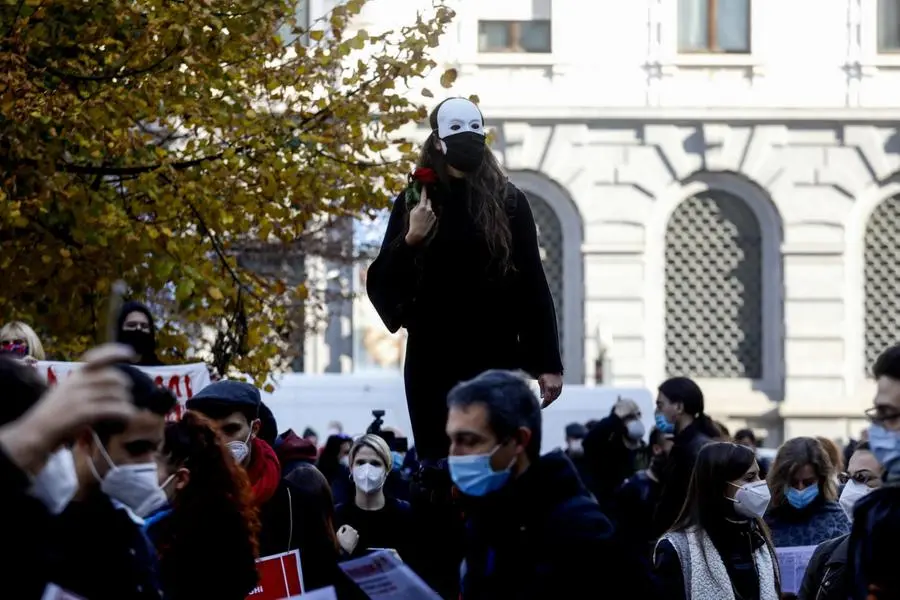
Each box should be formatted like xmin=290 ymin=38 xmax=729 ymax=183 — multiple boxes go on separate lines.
xmin=365 ymin=195 xmax=420 ymax=333
xmin=510 ymin=186 xmax=564 ymax=378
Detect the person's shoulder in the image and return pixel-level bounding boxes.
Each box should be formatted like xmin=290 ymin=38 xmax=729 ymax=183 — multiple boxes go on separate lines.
xmin=546 ymin=492 xmax=615 ymax=545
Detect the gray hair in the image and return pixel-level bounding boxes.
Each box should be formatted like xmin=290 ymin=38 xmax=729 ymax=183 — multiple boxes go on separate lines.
xmin=447 ymin=370 xmax=542 ymax=460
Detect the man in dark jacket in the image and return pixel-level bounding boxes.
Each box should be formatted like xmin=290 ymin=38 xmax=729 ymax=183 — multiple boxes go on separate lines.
xmin=52 ymin=363 xmax=175 ymax=600
xmin=187 ymin=380 xmax=294 ymax=557
xmin=583 ymin=396 xmax=649 ymax=508
xmin=446 ymin=370 xmax=657 ymax=599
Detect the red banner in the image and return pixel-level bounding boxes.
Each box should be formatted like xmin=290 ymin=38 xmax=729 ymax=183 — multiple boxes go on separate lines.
xmin=247 ymin=551 xmax=304 ymax=600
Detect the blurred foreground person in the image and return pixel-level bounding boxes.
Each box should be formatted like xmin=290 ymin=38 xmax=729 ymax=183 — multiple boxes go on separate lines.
xmin=145 ymin=412 xmax=260 ymax=599
xmin=654 ymin=442 xmax=781 ymax=600
xmin=799 ymin=442 xmax=883 ymax=600
xmin=51 ymin=363 xmax=176 ymax=599
xmin=0 ymin=346 xmax=139 ymax=598
xmin=447 ymin=370 xmax=655 ymax=600
xmin=847 ymin=344 xmax=900 ymax=599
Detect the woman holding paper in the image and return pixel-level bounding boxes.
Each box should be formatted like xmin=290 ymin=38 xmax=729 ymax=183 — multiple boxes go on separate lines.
xmin=654 ymin=442 xmax=781 ymax=600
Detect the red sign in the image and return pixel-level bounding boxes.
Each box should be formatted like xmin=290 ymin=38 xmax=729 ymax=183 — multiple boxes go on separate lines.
xmin=247 ymin=551 xmax=304 ymax=600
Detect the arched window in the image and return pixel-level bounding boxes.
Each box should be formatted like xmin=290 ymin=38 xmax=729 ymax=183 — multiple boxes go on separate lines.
xmin=528 ymin=194 xmax=564 ymax=356
xmin=864 ymin=195 xmax=900 ymax=368
xmin=665 ymin=190 xmax=763 ymax=378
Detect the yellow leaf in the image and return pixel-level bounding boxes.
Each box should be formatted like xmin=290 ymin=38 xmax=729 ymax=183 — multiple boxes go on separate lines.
xmin=208 ymin=286 xmax=223 ymax=300
xmin=440 ymin=68 xmax=458 ymax=88
xmin=310 ymin=29 xmax=324 ymax=41
xmin=468 ymin=94 xmax=481 ymax=104
xmin=421 ymin=88 xmax=434 ymax=98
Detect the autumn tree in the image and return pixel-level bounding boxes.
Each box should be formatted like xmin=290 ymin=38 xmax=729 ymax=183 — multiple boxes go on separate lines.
xmin=0 ymin=0 xmax=456 ymax=383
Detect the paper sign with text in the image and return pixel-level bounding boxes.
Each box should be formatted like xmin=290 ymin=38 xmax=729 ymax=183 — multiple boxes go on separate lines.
xmin=288 ymin=587 xmax=336 ymax=600
xmin=247 ymin=550 xmax=304 ymax=600
xmin=35 ymin=361 xmax=211 ymax=421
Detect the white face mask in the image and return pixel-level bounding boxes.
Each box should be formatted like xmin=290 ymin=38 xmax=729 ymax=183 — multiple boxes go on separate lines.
xmin=625 ymin=419 xmax=646 ymax=441
xmin=29 ymin=448 xmax=79 ymax=515
xmin=567 ymin=439 xmax=584 ymax=456
xmin=839 ymin=480 xmax=873 ymax=520
xmin=227 ymin=424 xmax=256 ymax=464
xmin=730 ymin=480 xmax=771 ymax=519
xmin=89 ymin=431 xmax=167 ymax=518
xmin=340 ymin=455 xmax=350 ymax=468
xmin=353 ymin=464 xmax=386 ymax=494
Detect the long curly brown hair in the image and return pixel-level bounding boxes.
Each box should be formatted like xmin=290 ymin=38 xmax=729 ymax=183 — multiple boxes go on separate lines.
xmin=415 ymin=98 xmax=513 ymax=272
xmin=151 ymin=411 xmax=261 ymax=599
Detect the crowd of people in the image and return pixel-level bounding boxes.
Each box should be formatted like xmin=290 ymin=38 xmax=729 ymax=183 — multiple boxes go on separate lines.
xmin=3 ymin=303 xmax=900 ymax=599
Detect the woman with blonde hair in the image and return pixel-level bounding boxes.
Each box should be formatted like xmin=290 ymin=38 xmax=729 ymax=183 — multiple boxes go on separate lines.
xmin=0 ymin=321 xmax=46 ymax=361
xmin=334 ymin=433 xmax=414 ymax=561
xmin=764 ymin=436 xmax=850 ymax=547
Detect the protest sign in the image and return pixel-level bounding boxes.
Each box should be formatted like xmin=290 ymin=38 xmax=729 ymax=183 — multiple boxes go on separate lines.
xmin=246 ymin=550 xmax=304 ymax=600
xmin=35 ymin=361 xmax=211 ymax=421
xmin=775 ymin=545 xmax=817 ymax=594
xmin=340 ymin=550 xmax=440 ymax=600
xmin=288 ymin=587 xmax=336 ymax=600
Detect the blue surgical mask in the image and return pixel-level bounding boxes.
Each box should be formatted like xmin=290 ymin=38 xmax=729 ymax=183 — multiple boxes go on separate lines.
xmin=448 ymin=446 xmax=514 ymax=497
xmin=785 ymin=485 xmax=819 ymax=509
xmin=392 ymin=451 xmax=404 ymax=470
xmin=655 ymin=413 xmax=675 ymax=434
xmin=868 ymin=424 xmax=900 ymax=481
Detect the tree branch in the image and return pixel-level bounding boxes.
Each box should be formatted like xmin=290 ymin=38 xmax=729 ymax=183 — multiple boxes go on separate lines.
xmin=25 ymin=41 xmax=183 ymax=83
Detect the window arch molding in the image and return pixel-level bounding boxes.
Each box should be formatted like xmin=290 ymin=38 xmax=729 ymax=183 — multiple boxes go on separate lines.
xmin=645 ymin=172 xmax=785 ymax=397
xmin=508 ymin=170 xmax=585 ymax=385
xmin=846 ymin=178 xmax=900 ymax=392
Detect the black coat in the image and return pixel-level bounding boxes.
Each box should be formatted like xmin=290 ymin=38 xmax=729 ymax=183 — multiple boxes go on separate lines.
xmin=366 ymin=180 xmax=562 ymax=460
xmin=459 ymin=451 xmax=657 ymax=600
xmin=653 ymin=421 xmax=714 ymax=537
xmin=582 ymin=412 xmax=648 ymax=507
xmin=798 ymin=534 xmax=849 ymax=600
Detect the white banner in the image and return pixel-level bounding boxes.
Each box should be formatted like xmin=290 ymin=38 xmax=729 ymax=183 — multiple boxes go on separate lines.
xmin=35 ymin=361 xmax=212 ymax=421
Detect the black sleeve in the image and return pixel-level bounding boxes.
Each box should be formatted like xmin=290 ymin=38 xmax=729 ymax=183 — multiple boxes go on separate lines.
xmin=797 ymin=540 xmax=832 ymax=600
xmin=653 ymin=539 xmax=686 ymax=600
xmin=365 ymin=194 xmax=420 ymax=333
xmin=509 ymin=187 xmax=563 ymax=376
xmin=582 ymin=413 xmax=630 ymax=500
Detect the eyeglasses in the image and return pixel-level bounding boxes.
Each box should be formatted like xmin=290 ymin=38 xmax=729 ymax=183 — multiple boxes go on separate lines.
xmin=864 ymin=406 xmax=900 ymax=425
xmin=839 ymin=471 xmax=882 ymax=487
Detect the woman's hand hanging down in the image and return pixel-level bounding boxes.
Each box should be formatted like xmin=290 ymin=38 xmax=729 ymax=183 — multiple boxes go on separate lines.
xmin=337 ymin=524 xmax=360 ymax=555
xmin=404 ymin=187 xmax=437 ymax=246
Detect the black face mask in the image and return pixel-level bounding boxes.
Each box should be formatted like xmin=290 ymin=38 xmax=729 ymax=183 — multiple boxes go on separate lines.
xmin=442 ymin=132 xmax=485 ymax=173
xmin=119 ymin=329 xmax=155 ymax=357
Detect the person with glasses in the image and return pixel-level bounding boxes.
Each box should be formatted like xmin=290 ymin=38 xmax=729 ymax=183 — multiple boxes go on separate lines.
xmin=846 ymin=344 xmax=900 ymax=599
xmin=798 ymin=442 xmax=883 ymax=600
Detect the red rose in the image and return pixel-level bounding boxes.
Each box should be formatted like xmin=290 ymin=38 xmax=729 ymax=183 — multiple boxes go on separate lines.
xmin=412 ymin=167 xmax=437 ymax=184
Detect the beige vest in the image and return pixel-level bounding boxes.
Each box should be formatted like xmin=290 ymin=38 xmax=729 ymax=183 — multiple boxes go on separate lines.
xmin=655 ymin=528 xmax=779 ymax=600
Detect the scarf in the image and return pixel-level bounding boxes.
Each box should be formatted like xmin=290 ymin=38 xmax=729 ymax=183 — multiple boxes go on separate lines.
xmin=246 ymin=437 xmax=281 ymax=505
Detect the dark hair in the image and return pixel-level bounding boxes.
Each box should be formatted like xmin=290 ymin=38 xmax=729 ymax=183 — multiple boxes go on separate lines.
xmin=416 ymin=98 xmax=513 ymax=273
xmin=317 ymin=434 xmax=350 ymax=482
xmin=94 ymin=364 xmax=176 ymax=443
xmin=284 ymin=464 xmax=340 ymax=557
xmin=116 ymin=300 xmax=157 ymax=337
xmin=447 ymin=370 xmax=542 ymax=461
xmin=0 ymin=356 xmax=47 ymax=426
xmin=767 ymin=436 xmax=838 ymax=509
xmin=734 ymin=428 xmax=757 ymax=444
xmin=714 ymin=421 xmax=731 ymax=440
xmin=873 ymin=344 xmax=900 ymax=380
xmin=302 ymin=427 xmax=318 ymax=439
xmin=658 ymin=376 xmax=719 ymax=438
xmin=856 ymin=441 xmax=871 ymax=452
xmin=153 ymin=412 xmax=260 ymax=597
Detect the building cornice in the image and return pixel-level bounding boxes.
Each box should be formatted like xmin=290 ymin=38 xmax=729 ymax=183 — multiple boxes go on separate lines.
xmin=481 ymin=106 xmax=900 ymax=123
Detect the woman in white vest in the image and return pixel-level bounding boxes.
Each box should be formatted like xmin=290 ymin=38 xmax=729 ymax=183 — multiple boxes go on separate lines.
xmin=654 ymin=442 xmax=781 ymax=600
